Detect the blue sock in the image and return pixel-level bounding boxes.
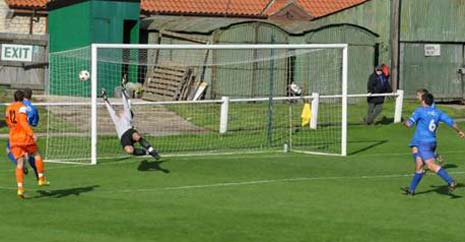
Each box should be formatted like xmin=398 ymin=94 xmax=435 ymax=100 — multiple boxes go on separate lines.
xmin=7 ymin=152 xmax=16 ymax=165
xmin=28 ymin=156 xmax=38 ymax=178
xmin=409 ymin=172 xmax=423 ymax=192
xmin=436 ymin=168 xmax=453 ymax=185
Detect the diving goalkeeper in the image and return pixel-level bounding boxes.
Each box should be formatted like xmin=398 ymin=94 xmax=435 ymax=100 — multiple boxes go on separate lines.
xmin=100 ymin=85 xmax=160 ymax=160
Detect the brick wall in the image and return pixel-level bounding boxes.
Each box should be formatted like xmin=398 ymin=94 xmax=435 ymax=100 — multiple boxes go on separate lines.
xmin=0 ymin=1 xmax=47 ymax=34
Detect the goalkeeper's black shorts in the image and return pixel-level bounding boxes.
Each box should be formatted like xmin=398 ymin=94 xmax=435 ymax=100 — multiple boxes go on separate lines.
xmin=120 ymin=128 xmax=138 ymax=148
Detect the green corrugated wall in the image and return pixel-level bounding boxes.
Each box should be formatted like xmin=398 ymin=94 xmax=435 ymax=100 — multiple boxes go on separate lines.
xmin=306 ymin=0 xmax=465 ymax=100
xmin=401 ymin=0 xmax=465 ymax=42
xmin=400 ymin=43 xmax=463 ymax=100
xmin=400 ymin=0 xmax=465 ymax=99
xmin=213 ymin=22 xmax=289 ymax=98
xmin=309 ymin=0 xmax=391 ymax=64
xmin=144 ymin=0 xmax=465 ymax=100
xmin=303 ymin=25 xmax=378 ymax=95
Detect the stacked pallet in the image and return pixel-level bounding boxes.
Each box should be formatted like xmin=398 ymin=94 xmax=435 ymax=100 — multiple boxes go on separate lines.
xmin=142 ymin=63 xmax=196 ymax=101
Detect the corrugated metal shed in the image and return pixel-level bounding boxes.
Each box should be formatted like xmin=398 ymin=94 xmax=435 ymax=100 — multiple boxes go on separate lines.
xmin=303 ymin=0 xmax=465 ymax=100
xmin=213 ymin=22 xmax=289 ymax=97
xmin=142 ymin=15 xmax=379 ymax=98
xmin=141 ymin=15 xmax=326 ymax=35
xmin=399 ymin=0 xmax=465 ymax=100
xmin=309 ymin=0 xmax=390 ymax=62
xmin=401 ymin=0 xmax=465 ymax=42
xmin=143 ymin=16 xmax=294 ymax=98
xmin=400 ymin=43 xmax=464 ymax=100
xmin=304 ymin=24 xmax=378 ymax=95
xmin=142 ymin=16 xmax=249 ymax=34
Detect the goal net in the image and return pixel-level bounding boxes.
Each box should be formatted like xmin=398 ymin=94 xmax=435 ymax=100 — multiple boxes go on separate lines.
xmin=46 ymin=44 xmax=355 ymax=164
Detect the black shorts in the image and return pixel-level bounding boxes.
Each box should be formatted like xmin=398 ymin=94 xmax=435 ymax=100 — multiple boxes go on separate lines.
xmin=120 ymin=128 xmax=138 ymax=148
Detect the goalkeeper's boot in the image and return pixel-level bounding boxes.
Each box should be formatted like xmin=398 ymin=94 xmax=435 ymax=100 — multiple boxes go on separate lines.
xmin=17 ymin=187 xmax=25 ymax=199
xmin=38 ymin=177 xmax=50 ymax=186
xmin=121 ymin=73 xmax=129 ymax=88
xmin=401 ymin=187 xmax=415 ymax=196
xmin=99 ymin=88 xmax=108 ymax=101
xmin=23 ymin=166 xmax=28 ymax=175
xmin=149 ymin=150 xmax=161 ymax=160
xmin=448 ymin=181 xmax=457 ymax=193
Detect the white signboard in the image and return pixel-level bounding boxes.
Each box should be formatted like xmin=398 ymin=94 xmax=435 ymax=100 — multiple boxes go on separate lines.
xmin=424 ymin=44 xmax=441 ymax=56
xmin=1 ymin=44 xmax=33 ymax=62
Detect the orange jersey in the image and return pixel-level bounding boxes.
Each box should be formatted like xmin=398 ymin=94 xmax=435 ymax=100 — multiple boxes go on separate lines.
xmin=5 ymin=101 xmax=35 ymax=147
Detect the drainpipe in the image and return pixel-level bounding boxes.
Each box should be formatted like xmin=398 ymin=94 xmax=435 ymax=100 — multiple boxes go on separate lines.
xmin=390 ymin=0 xmax=401 ymax=91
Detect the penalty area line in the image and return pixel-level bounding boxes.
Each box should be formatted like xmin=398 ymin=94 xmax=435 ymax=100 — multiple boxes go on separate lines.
xmin=2 ymin=171 xmax=465 ymax=194
xmin=97 ymin=170 xmax=465 ymax=194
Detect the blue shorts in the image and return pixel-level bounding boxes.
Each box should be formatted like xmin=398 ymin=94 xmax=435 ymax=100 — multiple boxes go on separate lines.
xmin=417 ymin=142 xmax=437 ymax=161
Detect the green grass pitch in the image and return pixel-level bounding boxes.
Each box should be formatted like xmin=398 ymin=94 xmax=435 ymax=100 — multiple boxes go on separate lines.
xmin=1 ymin=113 xmax=465 ymax=241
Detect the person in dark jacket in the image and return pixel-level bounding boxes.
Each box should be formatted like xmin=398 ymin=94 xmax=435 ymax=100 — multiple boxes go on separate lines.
xmin=365 ymin=64 xmax=392 ymax=125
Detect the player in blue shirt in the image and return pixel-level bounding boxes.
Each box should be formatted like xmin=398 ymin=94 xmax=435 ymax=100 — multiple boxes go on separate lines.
xmin=410 ymin=89 xmax=444 ymax=171
xmin=6 ymin=88 xmax=39 ymax=179
xmin=402 ymin=93 xmax=464 ymax=196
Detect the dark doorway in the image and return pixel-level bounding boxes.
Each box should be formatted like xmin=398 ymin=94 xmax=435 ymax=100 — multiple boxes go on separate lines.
xmin=122 ymin=20 xmax=137 ymax=82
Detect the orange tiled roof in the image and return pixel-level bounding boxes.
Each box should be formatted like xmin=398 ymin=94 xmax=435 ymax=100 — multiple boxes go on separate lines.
xmin=298 ymin=0 xmax=367 ymax=18
xmin=141 ymin=0 xmax=270 ymax=17
xmin=142 ymin=0 xmax=369 ymax=18
xmin=6 ymin=0 xmax=369 ymax=18
xmin=6 ymin=0 xmax=48 ymax=9
xmin=264 ymin=0 xmax=367 ymax=17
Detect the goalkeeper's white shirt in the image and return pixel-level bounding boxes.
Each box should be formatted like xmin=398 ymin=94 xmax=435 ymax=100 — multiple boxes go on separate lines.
xmin=104 ymin=94 xmax=133 ymax=139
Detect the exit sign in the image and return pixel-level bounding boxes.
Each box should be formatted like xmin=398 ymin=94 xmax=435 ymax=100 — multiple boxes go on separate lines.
xmin=1 ymin=44 xmax=33 ymax=62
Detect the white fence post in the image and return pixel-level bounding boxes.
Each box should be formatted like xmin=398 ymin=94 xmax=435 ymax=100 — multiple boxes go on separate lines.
xmin=310 ymin=92 xmax=319 ymax=129
xmin=394 ymin=90 xmax=404 ymax=123
xmin=220 ymin=96 xmax=229 ymax=134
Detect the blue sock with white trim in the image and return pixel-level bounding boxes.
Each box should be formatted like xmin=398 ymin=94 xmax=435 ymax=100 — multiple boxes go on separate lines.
xmin=409 ymin=171 xmax=423 ymax=192
xmin=436 ymin=168 xmax=453 ymax=185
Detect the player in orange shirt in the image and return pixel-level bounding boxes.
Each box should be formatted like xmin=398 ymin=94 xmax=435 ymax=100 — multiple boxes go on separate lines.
xmin=5 ymin=90 xmax=48 ymax=198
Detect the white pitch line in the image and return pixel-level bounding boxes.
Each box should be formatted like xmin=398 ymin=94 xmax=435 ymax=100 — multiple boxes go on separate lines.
xmin=0 ymin=158 xmax=139 ymax=175
xmin=1 ymin=149 xmax=464 ymax=175
xmin=2 ymin=171 xmax=465 ymax=194
xmin=96 ymin=170 xmax=465 ymax=194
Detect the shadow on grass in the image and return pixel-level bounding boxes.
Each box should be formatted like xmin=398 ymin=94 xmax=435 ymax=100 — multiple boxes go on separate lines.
xmin=375 ymin=116 xmax=394 ymax=125
xmin=35 ymin=185 xmax=100 ymax=199
xmin=348 ymin=116 xmax=394 ymax=126
xmin=415 ymin=183 xmax=464 ymax=199
xmin=348 ymin=140 xmax=388 ymax=156
xmin=443 ymin=163 xmax=458 ymax=169
xmin=97 ymin=156 xmax=133 ymax=165
xmin=137 ymin=160 xmax=170 ymax=173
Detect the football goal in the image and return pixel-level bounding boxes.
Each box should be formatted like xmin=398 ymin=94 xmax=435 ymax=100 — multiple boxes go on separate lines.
xmin=44 ymin=44 xmax=403 ymax=164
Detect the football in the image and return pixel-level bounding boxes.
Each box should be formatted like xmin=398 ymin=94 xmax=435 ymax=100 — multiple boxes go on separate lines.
xmin=289 ymin=83 xmax=302 ymax=95
xmin=79 ymin=70 xmax=90 ymax=81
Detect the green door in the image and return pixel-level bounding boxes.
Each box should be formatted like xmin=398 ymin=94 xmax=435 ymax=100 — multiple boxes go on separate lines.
xmin=400 ymin=43 xmax=463 ymax=100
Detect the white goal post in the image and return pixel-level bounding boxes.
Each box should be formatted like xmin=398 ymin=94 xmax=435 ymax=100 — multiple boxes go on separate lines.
xmin=43 ymin=43 xmax=404 ymax=164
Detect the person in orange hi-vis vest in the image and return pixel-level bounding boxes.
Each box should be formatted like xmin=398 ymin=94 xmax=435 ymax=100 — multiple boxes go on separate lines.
xmin=5 ymin=90 xmax=49 ymax=198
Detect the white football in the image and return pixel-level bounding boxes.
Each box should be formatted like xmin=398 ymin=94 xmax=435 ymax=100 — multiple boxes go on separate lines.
xmin=290 ymin=83 xmax=302 ymax=95
xmin=79 ymin=70 xmax=90 ymax=81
